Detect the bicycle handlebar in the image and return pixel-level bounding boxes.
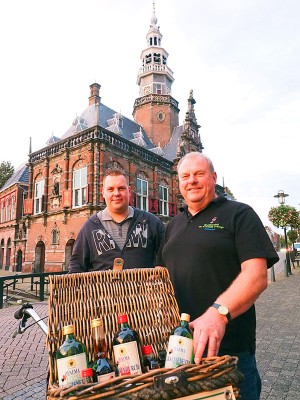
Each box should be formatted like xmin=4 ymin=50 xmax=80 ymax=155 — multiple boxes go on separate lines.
xmin=12 ymin=303 xmax=48 ymax=337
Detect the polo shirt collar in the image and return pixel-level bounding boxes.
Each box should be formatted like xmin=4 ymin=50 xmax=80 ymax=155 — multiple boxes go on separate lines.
xmin=101 ymin=206 xmax=134 ymax=221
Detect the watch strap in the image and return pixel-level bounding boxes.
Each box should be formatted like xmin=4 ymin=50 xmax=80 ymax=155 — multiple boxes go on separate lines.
xmin=212 ymin=303 xmax=232 ymax=322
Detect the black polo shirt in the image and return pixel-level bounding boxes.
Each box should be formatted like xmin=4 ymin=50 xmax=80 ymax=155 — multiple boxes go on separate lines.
xmin=157 ymin=196 xmax=279 ymax=354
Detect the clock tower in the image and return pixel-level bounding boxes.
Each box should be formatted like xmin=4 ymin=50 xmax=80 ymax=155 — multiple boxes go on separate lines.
xmin=133 ymin=2 xmax=180 ymax=148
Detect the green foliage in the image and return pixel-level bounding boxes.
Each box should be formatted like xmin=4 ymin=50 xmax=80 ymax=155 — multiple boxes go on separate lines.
xmin=268 ymin=205 xmax=300 ymax=229
xmin=288 ymin=229 xmax=299 ymax=244
xmin=0 ymin=161 xmax=14 ymax=189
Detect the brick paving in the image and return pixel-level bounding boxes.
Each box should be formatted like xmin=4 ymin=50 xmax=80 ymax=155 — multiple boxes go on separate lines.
xmin=0 ymin=259 xmax=299 ymax=399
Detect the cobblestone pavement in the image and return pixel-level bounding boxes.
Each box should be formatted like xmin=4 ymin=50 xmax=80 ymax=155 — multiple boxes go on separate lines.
xmin=0 ymin=261 xmax=299 ymax=399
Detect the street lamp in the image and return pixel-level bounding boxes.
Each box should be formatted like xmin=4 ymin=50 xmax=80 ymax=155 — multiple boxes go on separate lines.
xmin=274 ymin=190 xmax=291 ymax=276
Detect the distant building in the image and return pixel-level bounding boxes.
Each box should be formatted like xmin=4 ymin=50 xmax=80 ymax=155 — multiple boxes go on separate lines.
xmin=0 ymin=5 xmax=227 ymax=272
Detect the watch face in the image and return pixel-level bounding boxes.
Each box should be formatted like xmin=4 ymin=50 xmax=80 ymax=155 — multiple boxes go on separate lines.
xmin=218 ymin=305 xmax=229 ymax=315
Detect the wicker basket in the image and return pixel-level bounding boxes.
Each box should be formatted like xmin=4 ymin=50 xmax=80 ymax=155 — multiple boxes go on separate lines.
xmin=46 ymin=267 xmax=243 ymax=399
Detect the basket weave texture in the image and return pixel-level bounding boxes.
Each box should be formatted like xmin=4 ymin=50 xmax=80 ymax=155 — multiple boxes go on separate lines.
xmin=46 ymin=268 xmax=243 ymax=399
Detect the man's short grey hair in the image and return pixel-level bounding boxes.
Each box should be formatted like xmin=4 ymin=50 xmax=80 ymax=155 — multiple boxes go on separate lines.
xmin=177 ymin=152 xmax=215 ymax=173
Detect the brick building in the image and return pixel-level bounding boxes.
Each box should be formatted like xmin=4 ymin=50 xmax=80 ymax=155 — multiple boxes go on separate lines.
xmin=0 ymin=6 xmax=209 ymax=273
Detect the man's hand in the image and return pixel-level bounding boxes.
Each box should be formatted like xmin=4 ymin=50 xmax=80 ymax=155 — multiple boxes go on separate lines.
xmin=189 ymin=307 xmax=227 ymax=364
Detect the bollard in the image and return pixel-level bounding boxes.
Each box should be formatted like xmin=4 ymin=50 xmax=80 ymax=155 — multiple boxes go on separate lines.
xmin=270 ymin=265 xmax=275 ymax=282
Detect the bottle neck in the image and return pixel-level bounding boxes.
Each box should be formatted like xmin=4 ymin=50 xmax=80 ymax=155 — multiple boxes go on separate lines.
xmin=92 ymin=326 xmax=108 ymax=359
xmin=64 ymin=333 xmax=76 ymax=341
xmin=180 ymin=320 xmax=189 ymax=328
xmin=120 ymin=322 xmax=129 ymax=329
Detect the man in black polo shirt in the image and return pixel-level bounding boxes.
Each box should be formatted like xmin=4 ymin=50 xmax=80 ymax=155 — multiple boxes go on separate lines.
xmin=157 ymin=152 xmax=279 ymax=400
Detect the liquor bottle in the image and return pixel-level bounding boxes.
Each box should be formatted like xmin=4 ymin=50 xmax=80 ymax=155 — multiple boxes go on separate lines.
xmin=90 ymin=318 xmax=117 ymax=383
xmin=112 ymin=314 xmax=143 ymax=376
xmin=56 ymin=324 xmax=88 ymax=388
xmin=142 ymin=345 xmax=159 ymax=371
xmin=81 ymin=368 xmax=94 ymax=383
xmin=164 ymin=313 xmax=194 ymax=368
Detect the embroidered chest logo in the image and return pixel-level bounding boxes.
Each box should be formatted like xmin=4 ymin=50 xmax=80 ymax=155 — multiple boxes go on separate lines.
xmin=198 ymin=216 xmax=224 ymax=231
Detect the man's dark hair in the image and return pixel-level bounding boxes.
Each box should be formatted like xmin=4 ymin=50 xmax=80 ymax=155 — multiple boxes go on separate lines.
xmin=103 ymin=167 xmax=128 ymax=185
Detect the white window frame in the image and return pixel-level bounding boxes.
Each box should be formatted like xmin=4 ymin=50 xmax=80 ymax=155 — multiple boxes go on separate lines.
xmin=34 ymin=180 xmax=45 ymax=214
xmin=153 ymin=83 xmax=163 ymax=95
xmin=137 ymin=178 xmax=148 ymax=211
xmin=159 ymin=185 xmax=169 ymax=216
xmin=73 ymin=167 xmax=87 ymax=208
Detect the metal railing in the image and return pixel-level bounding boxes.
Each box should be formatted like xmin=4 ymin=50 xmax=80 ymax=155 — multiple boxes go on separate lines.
xmin=0 ymin=271 xmax=68 ymax=309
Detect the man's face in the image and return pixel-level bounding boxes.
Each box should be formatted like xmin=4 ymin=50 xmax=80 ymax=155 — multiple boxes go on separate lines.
xmin=178 ymin=156 xmax=217 ymax=210
xmin=102 ymin=174 xmax=130 ymax=215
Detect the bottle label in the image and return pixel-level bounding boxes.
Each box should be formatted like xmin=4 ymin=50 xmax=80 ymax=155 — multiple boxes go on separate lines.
xmin=165 ymin=335 xmax=193 ymax=368
xmin=97 ymin=371 xmax=116 ymax=383
xmin=113 ymin=342 xmax=142 ymax=376
xmin=57 ymin=353 xmax=87 ymax=387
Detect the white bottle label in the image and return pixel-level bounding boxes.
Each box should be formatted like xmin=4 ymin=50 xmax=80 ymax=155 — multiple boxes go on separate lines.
xmin=57 ymin=353 xmax=87 ymax=387
xmin=165 ymin=335 xmax=193 ymax=368
xmin=97 ymin=371 xmax=116 ymax=383
xmin=113 ymin=342 xmax=142 ymax=376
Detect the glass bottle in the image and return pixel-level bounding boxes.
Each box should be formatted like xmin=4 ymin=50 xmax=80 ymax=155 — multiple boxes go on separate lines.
xmin=56 ymin=324 xmax=88 ymax=388
xmin=90 ymin=318 xmax=117 ymax=383
xmin=164 ymin=313 xmax=194 ymax=368
xmin=81 ymin=368 xmax=94 ymax=383
xmin=142 ymin=345 xmax=159 ymax=371
xmin=112 ymin=314 xmax=143 ymax=376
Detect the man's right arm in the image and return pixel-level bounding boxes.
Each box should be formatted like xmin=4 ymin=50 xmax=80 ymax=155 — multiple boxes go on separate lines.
xmin=68 ymin=229 xmax=90 ymax=273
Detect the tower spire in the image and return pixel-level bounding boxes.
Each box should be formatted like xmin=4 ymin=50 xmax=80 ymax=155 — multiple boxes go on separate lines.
xmin=133 ymin=3 xmax=180 ymax=147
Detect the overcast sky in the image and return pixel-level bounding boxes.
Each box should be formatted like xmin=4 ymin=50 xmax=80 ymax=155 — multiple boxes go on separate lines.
xmin=1 ymin=0 xmax=299 ymax=230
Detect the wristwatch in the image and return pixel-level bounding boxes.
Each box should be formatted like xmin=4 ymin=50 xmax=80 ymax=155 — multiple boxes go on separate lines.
xmin=211 ymin=303 xmax=231 ymax=322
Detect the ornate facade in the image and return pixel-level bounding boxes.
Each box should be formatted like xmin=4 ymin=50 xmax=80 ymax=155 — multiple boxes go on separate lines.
xmin=0 ymin=5 xmax=206 ymax=272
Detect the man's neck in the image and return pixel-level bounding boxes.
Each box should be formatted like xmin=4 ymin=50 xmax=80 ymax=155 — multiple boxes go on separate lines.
xmin=107 ymin=208 xmax=130 ymax=223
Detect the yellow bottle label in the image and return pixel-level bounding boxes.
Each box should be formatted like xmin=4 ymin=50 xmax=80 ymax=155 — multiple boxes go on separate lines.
xmin=57 ymin=353 xmax=87 ymax=387
xmin=165 ymin=335 xmax=193 ymax=368
xmin=113 ymin=342 xmax=142 ymax=376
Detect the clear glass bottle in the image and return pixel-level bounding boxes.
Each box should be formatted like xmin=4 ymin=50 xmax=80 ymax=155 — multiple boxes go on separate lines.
xmin=164 ymin=313 xmax=194 ymax=368
xmin=90 ymin=318 xmax=117 ymax=383
xmin=56 ymin=324 xmax=88 ymax=388
xmin=112 ymin=314 xmax=143 ymax=376
xmin=142 ymin=345 xmax=159 ymax=371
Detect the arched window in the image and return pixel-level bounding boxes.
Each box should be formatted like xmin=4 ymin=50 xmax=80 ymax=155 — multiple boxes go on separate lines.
xmin=52 ymin=227 xmax=59 ymax=245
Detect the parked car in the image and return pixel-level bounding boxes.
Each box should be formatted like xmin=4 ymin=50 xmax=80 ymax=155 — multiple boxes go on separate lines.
xmin=293 ymin=242 xmax=300 ymax=258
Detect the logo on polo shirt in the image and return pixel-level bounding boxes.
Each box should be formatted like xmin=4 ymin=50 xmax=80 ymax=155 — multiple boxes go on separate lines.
xmin=198 ymin=216 xmax=224 ymax=231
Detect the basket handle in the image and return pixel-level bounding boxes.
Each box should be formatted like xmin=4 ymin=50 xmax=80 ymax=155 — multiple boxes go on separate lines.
xmin=113 ymin=257 xmax=124 ymax=271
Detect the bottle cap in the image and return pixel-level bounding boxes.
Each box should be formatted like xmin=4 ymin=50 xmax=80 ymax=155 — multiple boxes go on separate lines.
xmin=142 ymin=345 xmax=153 ymax=356
xmin=81 ymin=368 xmax=93 ymax=378
xmin=117 ymin=314 xmax=128 ymax=324
xmin=181 ymin=313 xmax=191 ymax=322
xmin=63 ymin=325 xmax=75 ymax=335
xmin=91 ymin=318 xmax=103 ymax=328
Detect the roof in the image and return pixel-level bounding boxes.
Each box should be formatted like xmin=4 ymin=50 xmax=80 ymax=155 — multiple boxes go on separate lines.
xmin=1 ymin=163 xmax=29 ymax=191
xmin=61 ymin=102 xmax=157 ymax=150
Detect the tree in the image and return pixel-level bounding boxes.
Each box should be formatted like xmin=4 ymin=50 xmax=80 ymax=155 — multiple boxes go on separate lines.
xmin=0 ymin=161 xmax=14 ymax=189
xmin=288 ymin=230 xmax=299 ymax=246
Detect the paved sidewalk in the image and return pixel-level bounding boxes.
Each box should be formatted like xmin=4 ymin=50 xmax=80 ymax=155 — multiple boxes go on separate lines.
xmin=0 ymin=264 xmax=299 ymax=399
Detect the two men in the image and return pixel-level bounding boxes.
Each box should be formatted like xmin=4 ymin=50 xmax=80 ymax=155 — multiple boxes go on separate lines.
xmin=69 ymin=168 xmax=164 ymax=272
xmin=157 ymin=152 xmax=279 ymax=400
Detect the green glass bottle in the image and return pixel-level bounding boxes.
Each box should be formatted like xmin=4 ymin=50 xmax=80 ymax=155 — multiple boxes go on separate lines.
xmin=90 ymin=318 xmax=117 ymax=383
xmin=165 ymin=313 xmax=194 ymax=368
xmin=56 ymin=324 xmax=88 ymax=388
xmin=112 ymin=314 xmax=143 ymax=376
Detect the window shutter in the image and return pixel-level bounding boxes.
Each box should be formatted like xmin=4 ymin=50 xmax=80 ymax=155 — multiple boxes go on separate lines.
xmin=149 ymin=198 xmax=159 ymax=213
xmin=62 ymin=190 xmax=71 ymax=208
xmin=23 ymin=198 xmax=33 ymax=215
xmin=168 ymin=202 xmax=177 ymax=217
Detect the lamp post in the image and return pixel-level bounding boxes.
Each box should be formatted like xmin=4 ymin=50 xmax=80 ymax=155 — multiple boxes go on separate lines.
xmin=274 ymin=190 xmax=291 ymax=276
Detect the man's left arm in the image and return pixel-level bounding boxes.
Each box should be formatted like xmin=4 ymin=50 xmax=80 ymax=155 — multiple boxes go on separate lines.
xmin=190 ymin=258 xmax=268 ymax=363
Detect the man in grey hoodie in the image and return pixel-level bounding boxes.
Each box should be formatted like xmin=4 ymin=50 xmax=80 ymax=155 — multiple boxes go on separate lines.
xmin=69 ymin=168 xmax=165 ymax=272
